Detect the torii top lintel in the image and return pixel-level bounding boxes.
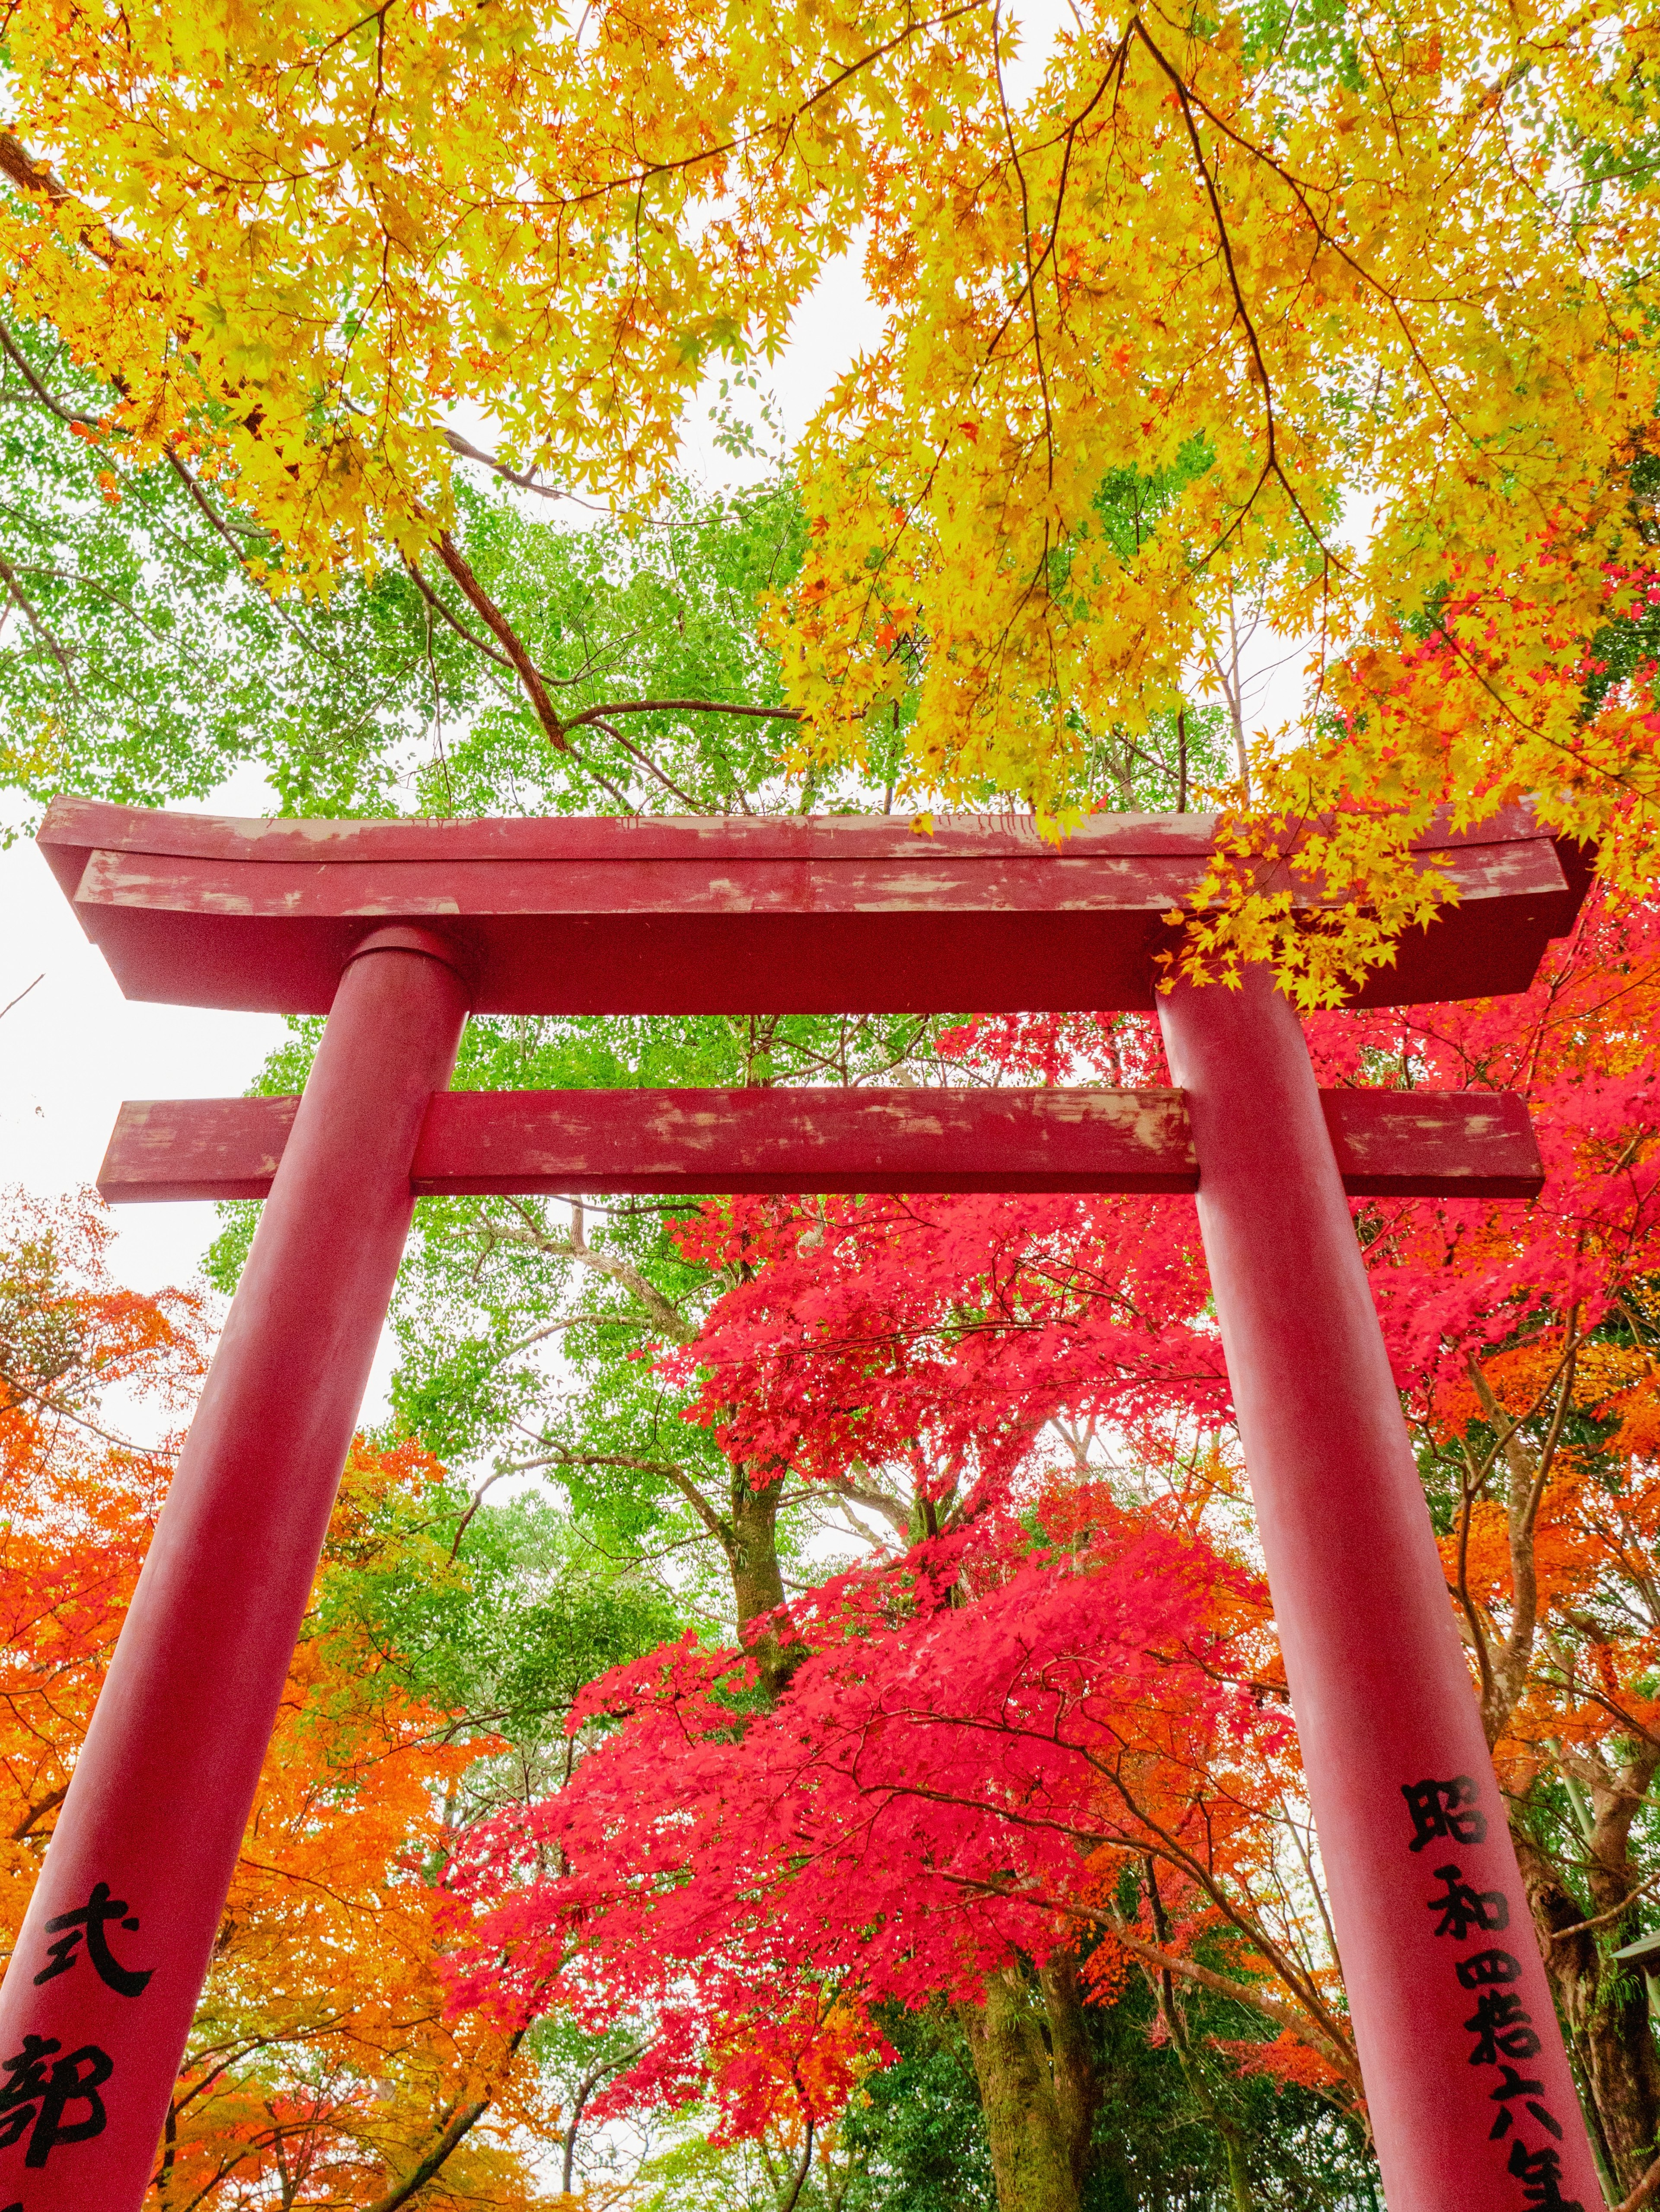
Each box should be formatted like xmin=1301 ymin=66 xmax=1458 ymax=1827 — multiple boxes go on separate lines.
xmin=38 ymin=796 xmax=1587 ymax=1017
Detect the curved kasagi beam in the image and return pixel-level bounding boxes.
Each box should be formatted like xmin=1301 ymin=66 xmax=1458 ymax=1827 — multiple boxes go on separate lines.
xmin=37 ymin=798 xmax=1588 ymax=1017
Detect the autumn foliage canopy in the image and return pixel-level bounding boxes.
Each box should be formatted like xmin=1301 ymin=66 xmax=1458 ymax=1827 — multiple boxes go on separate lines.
xmin=3 ymin=0 xmax=1660 ymax=981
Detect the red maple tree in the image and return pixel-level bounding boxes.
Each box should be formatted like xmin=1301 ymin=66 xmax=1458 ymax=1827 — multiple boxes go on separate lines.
xmin=447 ymin=879 xmax=1660 ymax=2196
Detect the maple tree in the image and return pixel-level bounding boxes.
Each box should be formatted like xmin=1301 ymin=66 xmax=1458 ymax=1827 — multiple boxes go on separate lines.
xmin=0 ymin=1 xmax=1656 ymax=980
xmin=446 ymin=1478 xmax=1377 ymax=2212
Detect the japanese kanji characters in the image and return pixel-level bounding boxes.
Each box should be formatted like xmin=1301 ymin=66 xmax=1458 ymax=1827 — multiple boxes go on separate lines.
xmin=1507 ymin=2139 xmax=1587 ymax=2211
xmin=0 ymin=1878 xmax=153 ymax=2183
xmin=32 ymin=1881 xmax=152 ymax=1999
xmin=1402 ymin=1774 xmax=1580 ymax=2206
xmin=1401 ymin=1774 xmax=1490 ymax=1853
xmin=0 ymin=2033 xmax=113 ymax=2169
xmin=1427 ymin=1863 xmax=1510 ymax=1941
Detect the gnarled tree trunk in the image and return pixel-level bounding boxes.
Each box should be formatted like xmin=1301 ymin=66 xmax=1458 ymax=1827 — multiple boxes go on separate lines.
xmin=1514 ymin=1819 xmax=1660 ymax=2194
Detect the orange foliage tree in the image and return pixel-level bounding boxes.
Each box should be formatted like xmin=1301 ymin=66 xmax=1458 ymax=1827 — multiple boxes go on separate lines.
xmin=0 ymin=1192 xmax=559 ymax=2208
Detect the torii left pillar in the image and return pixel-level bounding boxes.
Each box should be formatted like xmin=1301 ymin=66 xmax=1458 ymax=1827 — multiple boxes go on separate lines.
xmin=0 ymin=928 xmax=469 ymax=2207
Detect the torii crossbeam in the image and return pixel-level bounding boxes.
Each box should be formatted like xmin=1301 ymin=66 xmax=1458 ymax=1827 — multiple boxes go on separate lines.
xmin=2 ymin=797 xmax=1601 ymax=2212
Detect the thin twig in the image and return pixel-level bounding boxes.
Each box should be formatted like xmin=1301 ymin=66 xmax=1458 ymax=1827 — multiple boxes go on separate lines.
xmin=0 ymin=972 xmax=43 ymax=1022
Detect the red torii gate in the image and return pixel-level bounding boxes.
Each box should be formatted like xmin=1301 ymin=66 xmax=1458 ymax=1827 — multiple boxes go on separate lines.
xmin=1 ymin=796 xmax=1602 ymax=2212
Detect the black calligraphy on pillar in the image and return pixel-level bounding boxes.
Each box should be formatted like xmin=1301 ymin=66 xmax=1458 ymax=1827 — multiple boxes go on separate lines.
xmin=1465 ymin=1991 xmax=1545 ymax=2067
xmin=1487 ymin=2068 xmax=1563 ymax=2142
xmin=1456 ymin=1947 xmax=1525 ymax=1989
xmin=1401 ymin=1774 xmax=1489 ymax=1852
xmin=32 ymin=1882 xmax=152 ymax=1997
xmin=1508 ymin=2140 xmax=1586 ymax=2209
xmin=0 ymin=2034 xmax=113 ymax=2168
xmin=1401 ymin=1776 xmax=1585 ymax=2211
xmin=1427 ymin=1864 xmax=1510 ymax=1940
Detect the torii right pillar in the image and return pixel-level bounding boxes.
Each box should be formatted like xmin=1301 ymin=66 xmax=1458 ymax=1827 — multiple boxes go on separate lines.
xmin=1159 ymin=967 xmax=1604 ymax=2210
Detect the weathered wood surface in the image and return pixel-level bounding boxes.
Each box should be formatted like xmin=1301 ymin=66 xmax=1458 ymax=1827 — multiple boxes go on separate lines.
xmin=98 ymin=1087 xmax=1545 ymax=1204
xmin=39 ymin=798 xmax=1587 ymax=1016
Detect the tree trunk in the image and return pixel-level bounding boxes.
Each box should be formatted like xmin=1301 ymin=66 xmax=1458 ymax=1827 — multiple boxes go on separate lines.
xmin=729 ymin=1465 xmax=786 ymax=1623
xmin=1038 ymin=1953 xmax=1102 ymax=2197
xmin=959 ymin=1968 xmax=1082 ymax=2212
xmin=1513 ymin=1820 xmax=1660 ymax=2193
xmin=730 ymin=1465 xmax=798 ymax=1693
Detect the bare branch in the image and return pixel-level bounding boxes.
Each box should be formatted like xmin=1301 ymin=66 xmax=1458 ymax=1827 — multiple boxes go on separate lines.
xmin=434 ymin=529 xmax=568 ymax=747
xmin=560 ymin=2039 xmax=647 ymax=2195
xmin=563 ymin=697 xmax=801 ymax=731
xmin=0 ymin=972 xmax=42 ymax=1023
xmin=473 ymin=1205 xmax=698 ymax=1344
xmin=444 ymin=426 xmax=567 ymax=501
xmin=404 ymin=553 xmax=517 ymax=671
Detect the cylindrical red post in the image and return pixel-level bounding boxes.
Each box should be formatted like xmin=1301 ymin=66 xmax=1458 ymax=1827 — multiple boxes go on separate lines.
xmin=0 ymin=931 xmax=469 ymax=2212
xmin=1157 ymin=968 xmax=1601 ymax=2210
